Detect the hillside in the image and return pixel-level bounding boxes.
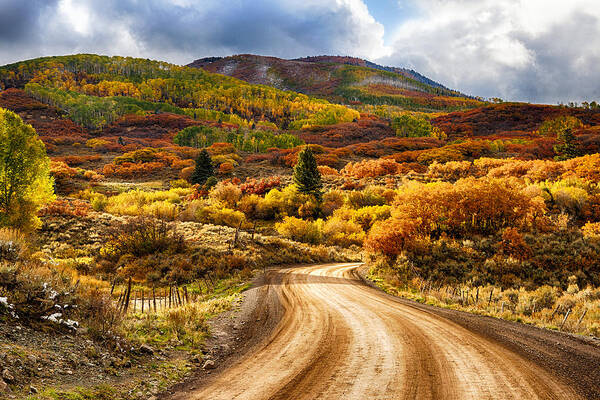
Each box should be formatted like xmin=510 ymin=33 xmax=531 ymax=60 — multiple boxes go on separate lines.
xmin=432 ymin=102 xmax=600 ymax=137
xmin=189 ymin=54 xmax=484 ymax=112
xmin=0 ymin=54 xmax=359 ymax=131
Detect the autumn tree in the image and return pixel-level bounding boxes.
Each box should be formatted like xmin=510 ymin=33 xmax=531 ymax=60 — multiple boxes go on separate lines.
xmin=190 ymin=149 xmax=214 ymax=185
xmin=538 ymin=115 xmax=583 ymax=137
xmin=0 ymin=108 xmax=54 ymax=230
xmin=391 ymin=114 xmax=435 ymax=138
xmin=293 ymin=146 xmax=322 ymax=200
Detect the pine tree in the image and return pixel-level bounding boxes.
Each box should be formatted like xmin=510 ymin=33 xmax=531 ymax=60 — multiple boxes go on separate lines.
xmin=190 ymin=149 xmax=214 ymax=185
xmin=293 ymin=146 xmax=322 ymax=200
xmin=554 ymin=128 xmax=578 ymax=160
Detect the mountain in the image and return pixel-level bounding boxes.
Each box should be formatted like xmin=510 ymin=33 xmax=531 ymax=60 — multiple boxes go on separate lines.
xmin=188 ymin=54 xmax=484 ymax=112
xmin=294 ymin=56 xmax=449 ymax=91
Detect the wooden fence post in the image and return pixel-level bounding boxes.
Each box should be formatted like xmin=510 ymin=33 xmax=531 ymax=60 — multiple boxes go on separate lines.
xmin=117 ymin=290 xmax=123 ymax=309
xmin=560 ymin=309 xmax=572 ymax=330
xmin=550 ymin=306 xmax=560 ymax=321
xmin=123 ymin=278 xmax=132 ymax=314
xmin=576 ymin=309 xmax=587 ymax=330
xmin=141 ymin=289 xmax=145 ymax=313
xmin=152 ymin=285 xmax=157 ymax=312
xmin=176 ymin=287 xmax=182 ymax=306
xmin=488 ymin=289 xmax=493 ymax=307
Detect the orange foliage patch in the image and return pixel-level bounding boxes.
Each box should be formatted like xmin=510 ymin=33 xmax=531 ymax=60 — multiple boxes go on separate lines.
xmin=341 ymin=158 xmax=400 ymax=178
xmin=39 ymin=199 xmax=92 ymax=217
xmin=432 ymin=103 xmax=600 ymax=137
xmin=53 ymin=155 xmax=101 ymax=166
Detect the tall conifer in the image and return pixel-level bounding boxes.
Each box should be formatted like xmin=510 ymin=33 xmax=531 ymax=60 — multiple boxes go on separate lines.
xmin=293 ymin=146 xmax=322 ymax=200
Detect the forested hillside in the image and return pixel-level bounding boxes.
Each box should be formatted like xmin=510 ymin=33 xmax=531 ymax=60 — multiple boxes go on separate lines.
xmin=0 ymin=54 xmax=359 ymax=130
xmin=190 ymin=54 xmax=484 ymax=112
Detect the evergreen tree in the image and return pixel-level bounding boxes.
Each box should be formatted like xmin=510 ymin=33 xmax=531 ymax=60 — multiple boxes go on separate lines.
xmin=554 ymin=128 xmax=578 ymax=160
xmin=293 ymin=146 xmax=322 ymax=200
xmin=190 ymin=149 xmax=214 ymax=185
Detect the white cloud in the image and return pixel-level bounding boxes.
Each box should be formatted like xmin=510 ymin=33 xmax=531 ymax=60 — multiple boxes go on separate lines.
xmin=379 ymin=0 xmax=600 ymax=102
xmin=57 ymin=0 xmax=91 ymax=36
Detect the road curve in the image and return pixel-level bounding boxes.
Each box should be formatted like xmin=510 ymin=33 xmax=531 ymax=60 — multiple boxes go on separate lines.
xmin=173 ymin=263 xmax=600 ymax=400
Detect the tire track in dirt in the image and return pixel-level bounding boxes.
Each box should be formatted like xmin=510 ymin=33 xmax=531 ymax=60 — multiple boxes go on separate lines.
xmin=170 ymin=263 xmax=599 ymax=400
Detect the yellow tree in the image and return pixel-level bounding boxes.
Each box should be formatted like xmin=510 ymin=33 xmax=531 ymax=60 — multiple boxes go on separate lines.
xmin=0 ymin=108 xmax=54 ymax=230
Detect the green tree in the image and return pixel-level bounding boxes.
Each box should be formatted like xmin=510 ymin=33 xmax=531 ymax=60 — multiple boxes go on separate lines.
xmin=190 ymin=149 xmax=214 ymax=185
xmin=293 ymin=146 xmax=322 ymax=200
xmin=391 ymin=114 xmax=433 ymax=137
xmin=538 ymin=115 xmax=583 ymax=137
xmin=554 ymin=128 xmax=578 ymax=160
xmin=0 ymin=108 xmax=54 ymax=230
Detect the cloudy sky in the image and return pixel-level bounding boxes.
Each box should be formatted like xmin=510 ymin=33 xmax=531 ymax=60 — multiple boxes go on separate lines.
xmin=0 ymin=0 xmax=599 ymax=104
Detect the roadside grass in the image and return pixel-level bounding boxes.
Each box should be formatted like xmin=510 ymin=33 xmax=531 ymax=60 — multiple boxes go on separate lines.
xmin=368 ymin=268 xmax=600 ymax=337
xmin=26 ymin=273 xmax=254 ymax=400
xmin=123 ymin=272 xmax=252 ymax=352
xmin=123 ymin=293 xmax=241 ymax=350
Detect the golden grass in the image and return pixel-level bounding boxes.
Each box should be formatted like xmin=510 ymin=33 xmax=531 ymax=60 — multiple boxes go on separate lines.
xmin=369 ymin=270 xmax=600 ymax=337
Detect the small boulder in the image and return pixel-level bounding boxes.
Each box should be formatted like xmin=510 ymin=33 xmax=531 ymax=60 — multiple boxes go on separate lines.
xmin=139 ymin=344 xmax=154 ymax=355
xmin=202 ymin=359 xmax=216 ymax=370
xmin=190 ymin=354 xmax=202 ymax=364
xmin=2 ymin=369 xmax=13 ymax=383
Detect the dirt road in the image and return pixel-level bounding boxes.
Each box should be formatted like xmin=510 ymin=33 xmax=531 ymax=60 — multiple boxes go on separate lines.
xmin=170 ymin=263 xmax=600 ymax=400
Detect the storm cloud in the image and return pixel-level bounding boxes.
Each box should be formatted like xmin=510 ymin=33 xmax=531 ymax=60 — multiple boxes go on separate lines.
xmin=0 ymin=0 xmax=387 ymax=65
xmin=0 ymin=0 xmax=599 ymax=103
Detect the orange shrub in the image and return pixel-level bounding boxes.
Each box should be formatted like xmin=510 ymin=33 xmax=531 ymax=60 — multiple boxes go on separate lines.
xmin=50 ymin=160 xmax=78 ymax=181
xmin=53 ymin=155 xmax=101 ymax=166
xmin=180 ymin=166 xmax=194 ymax=180
xmin=209 ymin=181 xmax=242 ymax=207
xmin=318 ymin=165 xmax=339 ymax=176
xmin=500 ymin=227 xmax=532 ymax=260
xmin=365 ymin=218 xmax=420 ymax=257
xmin=392 ymin=178 xmax=546 ymax=237
xmin=218 ymin=162 xmax=234 ymax=175
xmin=172 ymin=159 xmax=195 ymax=170
xmin=102 ymin=161 xmax=165 ymax=178
xmin=582 ymin=222 xmax=600 ymax=239
xmin=426 ymin=160 xmax=474 ymax=181
xmin=341 ymin=159 xmax=400 ymax=178
xmin=39 ymin=199 xmax=92 ymax=217
xmin=563 ymin=154 xmax=600 ymax=183
xmin=207 ymin=142 xmax=236 ymax=155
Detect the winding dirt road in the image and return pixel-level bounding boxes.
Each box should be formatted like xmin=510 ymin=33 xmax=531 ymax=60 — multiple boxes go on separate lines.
xmin=171 ymin=263 xmax=600 ymax=400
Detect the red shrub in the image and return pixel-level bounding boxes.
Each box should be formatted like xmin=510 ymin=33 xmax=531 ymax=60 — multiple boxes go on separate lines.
xmin=239 ymin=177 xmax=282 ymax=195
xmin=39 ymin=199 xmax=92 ymax=217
